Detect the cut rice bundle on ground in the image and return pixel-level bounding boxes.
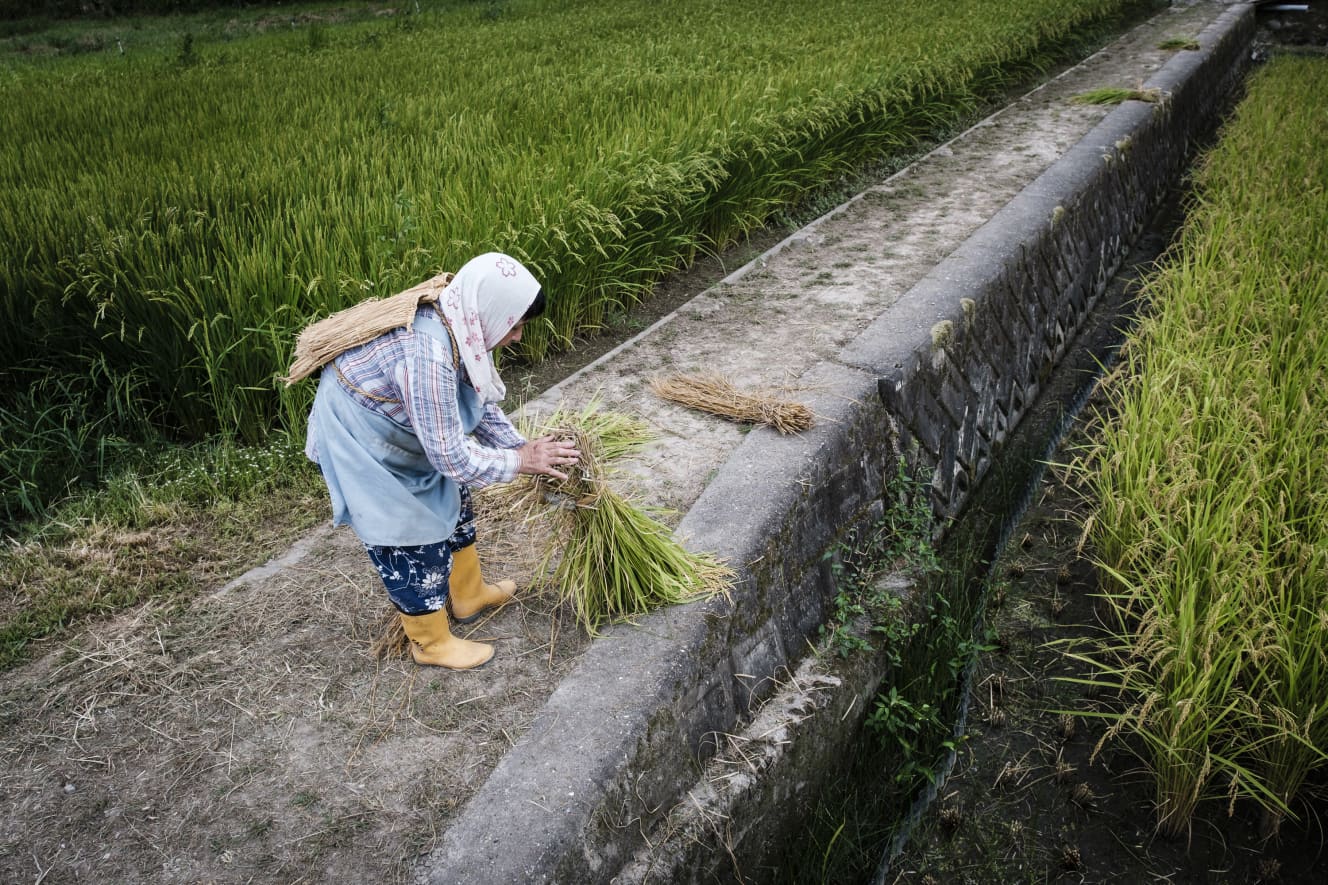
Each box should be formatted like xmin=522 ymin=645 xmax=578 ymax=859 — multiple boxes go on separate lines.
xmin=649 ymin=372 xmax=813 ymax=433
xmin=372 ymin=401 xmax=730 ymax=655
xmin=525 ymin=405 xmax=732 ymax=634
xmin=540 ymin=454 xmax=731 ymax=633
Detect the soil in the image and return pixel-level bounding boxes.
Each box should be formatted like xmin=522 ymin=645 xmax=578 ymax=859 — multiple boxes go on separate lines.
xmin=3 ymin=4 xmax=1322 ymax=884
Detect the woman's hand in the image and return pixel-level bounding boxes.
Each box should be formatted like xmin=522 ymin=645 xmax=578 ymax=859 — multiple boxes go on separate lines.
xmin=517 ymin=435 xmax=581 ymax=481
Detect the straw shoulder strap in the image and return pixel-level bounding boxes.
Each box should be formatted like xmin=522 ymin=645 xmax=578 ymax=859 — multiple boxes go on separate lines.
xmin=331 ymin=307 xmax=462 ymax=405
xmin=282 ymin=271 xmax=455 ymax=384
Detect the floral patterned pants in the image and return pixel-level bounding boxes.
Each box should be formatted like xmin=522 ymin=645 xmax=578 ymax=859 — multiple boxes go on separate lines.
xmin=363 ymin=487 xmax=479 ymax=615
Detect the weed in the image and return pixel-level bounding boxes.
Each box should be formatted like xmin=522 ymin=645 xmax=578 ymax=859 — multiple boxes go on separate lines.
xmin=819 ymin=461 xmax=939 ymax=657
xmin=175 ymin=31 xmax=196 ymax=66
xmin=305 ymin=23 xmax=326 ymax=52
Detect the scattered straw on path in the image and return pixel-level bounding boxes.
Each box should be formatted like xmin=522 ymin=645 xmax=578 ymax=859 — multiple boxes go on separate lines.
xmin=649 ymin=373 xmax=814 ymax=434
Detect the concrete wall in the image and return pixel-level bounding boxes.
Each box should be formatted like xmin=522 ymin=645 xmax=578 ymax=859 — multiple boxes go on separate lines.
xmin=415 ymin=6 xmax=1254 ymax=883
xmin=844 ymin=6 xmax=1253 ymax=524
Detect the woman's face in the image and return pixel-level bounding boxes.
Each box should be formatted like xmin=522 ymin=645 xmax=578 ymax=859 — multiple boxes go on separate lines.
xmin=494 ymin=321 xmax=525 ymax=350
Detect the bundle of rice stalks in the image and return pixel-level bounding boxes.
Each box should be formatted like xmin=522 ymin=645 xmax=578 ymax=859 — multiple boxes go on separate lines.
xmin=475 ymin=401 xmax=654 ymax=524
xmin=649 ymin=373 xmax=813 ymax=434
xmin=1070 ymin=86 xmax=1162 ymax=105
xmin=519 ymin=402 xmax=732 ymax=634
xmin=371 ymin=401 xmax=730 ymax=655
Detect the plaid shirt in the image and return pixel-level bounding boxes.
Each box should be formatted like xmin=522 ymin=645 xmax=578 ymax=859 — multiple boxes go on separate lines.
xmin=322 ymin=309 xmax=524 ymax=488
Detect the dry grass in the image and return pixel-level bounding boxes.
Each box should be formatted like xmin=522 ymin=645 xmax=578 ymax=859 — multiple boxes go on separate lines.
xmin=649 ymin=373 xmax=814 ymax=434
xmin=0 ymin=515 xmax=588 ymax=883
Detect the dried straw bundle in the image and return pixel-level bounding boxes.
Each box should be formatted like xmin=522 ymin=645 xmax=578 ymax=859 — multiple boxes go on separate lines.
xmin=283 ymin=272 xmax=453 ymax=384
xmin=649 ymin=373 xmax=813 ymax=434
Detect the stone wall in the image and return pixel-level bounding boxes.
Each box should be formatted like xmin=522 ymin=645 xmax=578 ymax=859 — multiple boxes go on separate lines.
xmin=842 ymin=5 xmax=1254 ymax=524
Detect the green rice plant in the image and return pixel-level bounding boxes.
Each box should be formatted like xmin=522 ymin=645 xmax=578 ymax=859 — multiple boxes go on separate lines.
xmin=1157 ymin=37 xmax=1200 ymax=51
xmin=1072 ymin=56 xmax=1328 ymax=837
xmin=550 ymin=476 xmax=731 ymax=633
xmin=0 ymin=0 xmax=1149 ymax=482
xmin=1070 ymin=85 xmax=1162 ymax=104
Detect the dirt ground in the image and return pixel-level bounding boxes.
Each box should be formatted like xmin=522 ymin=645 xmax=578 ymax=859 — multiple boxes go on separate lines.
xmin=1 ymin=3 xmax=1314 ymax=883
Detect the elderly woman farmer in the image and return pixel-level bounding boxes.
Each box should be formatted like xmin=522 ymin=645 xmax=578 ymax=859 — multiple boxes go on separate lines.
xmin=293 ymin=252 xmax=580 ymax=670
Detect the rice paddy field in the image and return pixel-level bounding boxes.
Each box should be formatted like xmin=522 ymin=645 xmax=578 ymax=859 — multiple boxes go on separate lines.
xmin=0 ymin=0 xmax=1151 ymax=524
xmin=890 ymin=44 xmax=1327 ymax=883
xmin=1080 ymin=53 xmax=1328 ymax=840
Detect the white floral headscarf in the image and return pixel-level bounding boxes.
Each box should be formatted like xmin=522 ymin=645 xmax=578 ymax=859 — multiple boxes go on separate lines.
xmin=437 ymin=252 xmax=541 ymax=404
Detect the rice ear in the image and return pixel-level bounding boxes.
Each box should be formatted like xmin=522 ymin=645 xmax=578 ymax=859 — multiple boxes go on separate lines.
xmin=283 ymin=272 xmax=454 ymax=384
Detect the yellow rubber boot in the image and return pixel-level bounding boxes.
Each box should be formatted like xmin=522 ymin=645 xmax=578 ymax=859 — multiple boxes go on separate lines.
xmin=398 ymin=609 xmax=493 ymax=670
xmin=448 ymin=545 xmax=516 ymax=624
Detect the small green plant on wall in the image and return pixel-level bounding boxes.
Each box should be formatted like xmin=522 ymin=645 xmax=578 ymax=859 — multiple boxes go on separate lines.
xmin=820 ymin=459 xmax=940 ymax=657
xmin=804 ymin=459 xmax=998 ymax=881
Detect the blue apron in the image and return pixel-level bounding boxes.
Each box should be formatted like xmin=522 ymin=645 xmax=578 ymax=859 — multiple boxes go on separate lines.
xmin=305 ymin=312 xmax=487 ymax=547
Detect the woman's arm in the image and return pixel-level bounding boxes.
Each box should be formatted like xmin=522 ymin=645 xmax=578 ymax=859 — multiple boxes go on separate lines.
xmin=472 ymin=403 xmax=525 ymax=450
xmin=401 ymin=345 xmax=520 ymax=489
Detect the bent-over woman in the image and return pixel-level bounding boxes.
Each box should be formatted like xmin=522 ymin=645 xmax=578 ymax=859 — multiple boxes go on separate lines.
xmin=300 ymin=252 xmax=579 ymax=670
